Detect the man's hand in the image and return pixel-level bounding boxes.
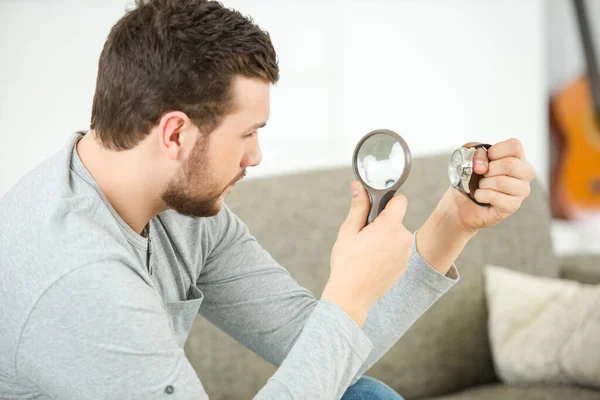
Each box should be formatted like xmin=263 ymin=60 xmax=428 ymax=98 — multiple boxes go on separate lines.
xmin=322 ymin=180 xmax=413 ymax=327
xmin=415 ymin=138 xmax=535 ymax=275
xmin=448 ymin=138 xmax=536 ymax=233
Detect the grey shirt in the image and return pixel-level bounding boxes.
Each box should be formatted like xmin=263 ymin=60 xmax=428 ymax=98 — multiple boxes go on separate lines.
xmin=0 ymin=132 xmax=459 ymax=400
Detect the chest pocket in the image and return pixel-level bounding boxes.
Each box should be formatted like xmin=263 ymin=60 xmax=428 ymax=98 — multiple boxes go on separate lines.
xmin=165 ymin=283 xmax=204 ymax=348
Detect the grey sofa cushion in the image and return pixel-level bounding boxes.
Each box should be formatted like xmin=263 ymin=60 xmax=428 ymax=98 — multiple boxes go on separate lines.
xmin=184 ymin=153 xmax=560 ymax=399
xmin=560 ymin=254 xmax=600 ymax=285
xmin=422 ymin=383 xmax=600 ymax=400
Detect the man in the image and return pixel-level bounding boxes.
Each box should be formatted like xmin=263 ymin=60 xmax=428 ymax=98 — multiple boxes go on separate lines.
xmin=0 ymin=1 xmax=535 ymax=399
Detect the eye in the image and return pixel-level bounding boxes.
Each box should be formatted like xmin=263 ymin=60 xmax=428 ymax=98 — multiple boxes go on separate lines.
xmin=245 ymin=131 xmax=257 ymax=138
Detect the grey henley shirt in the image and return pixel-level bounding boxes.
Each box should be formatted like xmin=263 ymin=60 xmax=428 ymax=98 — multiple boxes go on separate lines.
xmin=0 ymin=132 xmax=459 ymax=399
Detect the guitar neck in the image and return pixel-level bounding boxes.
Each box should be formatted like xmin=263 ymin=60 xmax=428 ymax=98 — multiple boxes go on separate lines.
xmin=574 ymin=0 xmax=600 ymax=119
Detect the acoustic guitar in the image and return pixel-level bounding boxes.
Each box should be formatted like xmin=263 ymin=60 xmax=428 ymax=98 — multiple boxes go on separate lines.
xmin=549 ymin=0 xmax=600 ymax=220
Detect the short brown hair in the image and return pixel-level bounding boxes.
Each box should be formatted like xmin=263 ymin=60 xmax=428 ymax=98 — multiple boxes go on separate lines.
xmin=90 ymin=0 xmax=279 ymax=150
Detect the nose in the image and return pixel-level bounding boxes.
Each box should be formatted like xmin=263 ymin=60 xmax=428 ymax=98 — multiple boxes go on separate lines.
xmin=242 ymin=140 xmax=262 ymax=168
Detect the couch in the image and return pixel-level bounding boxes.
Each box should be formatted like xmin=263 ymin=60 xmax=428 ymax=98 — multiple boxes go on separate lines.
xmin=184 ymin=153 xmax=600 ymax=399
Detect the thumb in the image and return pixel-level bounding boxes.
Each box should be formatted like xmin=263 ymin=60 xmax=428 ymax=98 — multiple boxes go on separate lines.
xmin=339 ymin=180 xmax=370 ymax=237
xmin=473 ymin=147 xmax=489 ymax=175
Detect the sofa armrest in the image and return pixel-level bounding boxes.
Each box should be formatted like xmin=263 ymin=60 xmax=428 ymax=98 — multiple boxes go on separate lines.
xmin=558 ymin=254 xmax=600 ymax=285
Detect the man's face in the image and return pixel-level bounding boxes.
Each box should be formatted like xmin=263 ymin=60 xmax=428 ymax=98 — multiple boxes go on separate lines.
xmin=162 ymin=76 xmax=270 ymax=217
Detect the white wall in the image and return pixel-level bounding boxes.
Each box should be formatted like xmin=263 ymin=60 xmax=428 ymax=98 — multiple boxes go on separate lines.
xmin=547 ymin=0 xmax=600 ymax=93
xmin=0 ymin=0 xmax=545 ymax=198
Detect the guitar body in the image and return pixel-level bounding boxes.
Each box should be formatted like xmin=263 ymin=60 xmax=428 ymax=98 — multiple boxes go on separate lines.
xmin=549 ymin=75 xmax=600 ymax=219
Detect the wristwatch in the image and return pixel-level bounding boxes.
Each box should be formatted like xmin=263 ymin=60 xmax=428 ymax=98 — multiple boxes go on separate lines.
xmin=448 ymin=143 xmax=492 ymax=207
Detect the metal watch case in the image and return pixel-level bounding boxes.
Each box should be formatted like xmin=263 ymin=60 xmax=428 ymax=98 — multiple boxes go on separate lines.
xmin=448 ymin=146 xmax=476 ymax=194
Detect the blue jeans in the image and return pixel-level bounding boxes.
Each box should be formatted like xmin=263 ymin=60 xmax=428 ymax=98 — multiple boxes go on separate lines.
xmin=341 ymin=376 xmax=405 ymax=400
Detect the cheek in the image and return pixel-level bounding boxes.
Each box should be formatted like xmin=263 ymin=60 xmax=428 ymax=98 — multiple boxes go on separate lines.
xmin=211 ymin=139 xmax=246 ymax=175
xmin=221 ymin=144 xmax=245 ymax=173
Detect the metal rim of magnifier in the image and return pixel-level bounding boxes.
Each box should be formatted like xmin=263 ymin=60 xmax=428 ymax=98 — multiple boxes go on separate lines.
xmin=352 ymin=128 xmax=412 ymax=193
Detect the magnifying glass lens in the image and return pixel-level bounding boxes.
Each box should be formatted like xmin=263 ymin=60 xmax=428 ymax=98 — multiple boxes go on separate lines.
xmin=352 ymin=129 xmax=411 ymax=224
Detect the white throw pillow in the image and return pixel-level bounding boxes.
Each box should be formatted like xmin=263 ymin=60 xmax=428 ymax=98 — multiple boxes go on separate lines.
xmin=484 ymin=265 xmax=600 ymax=389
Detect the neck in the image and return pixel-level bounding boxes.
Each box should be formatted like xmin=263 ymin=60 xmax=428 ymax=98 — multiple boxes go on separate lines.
xmin=76 ymin=131 xmax=168 ymax=236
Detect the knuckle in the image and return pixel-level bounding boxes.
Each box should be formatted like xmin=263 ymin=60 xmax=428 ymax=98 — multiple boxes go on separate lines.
xmin=499 ymin=176 xmax=511 ymax=192
xmin=338 ymin=222 xmax=354 ymax=236
xmin=487 ymin=160 xmax=497 ymax=175
xmin=351 ymin=198 xmax=367 ymax=208
xmin=394 ymin=193 xmax=408 ymax=209
xmin=400 ymin=229 xmax=413 ymax=247
xmin=480 ymin=177 xmax=491 ymax=189
xmin=510 ymin=199 xmax=522 ymax=214
xmin=389 ymin=220 xmax=404 ymax=236
xmin=506 ymin=157 xmax=518 ymax=175
xmin=474 ymin=189 xmax=483 ymax=202
xmin=476 ymin=188 xmax=490 ymax=202
xmin=350 ymin=202 xmax=368 ymax=214
xmin=376 ymin=218 xmax=394 ymax=234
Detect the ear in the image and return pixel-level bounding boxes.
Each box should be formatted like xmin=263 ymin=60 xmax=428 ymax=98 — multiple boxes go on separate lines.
xmin=156 ymin=111 xmax=197 ymax=161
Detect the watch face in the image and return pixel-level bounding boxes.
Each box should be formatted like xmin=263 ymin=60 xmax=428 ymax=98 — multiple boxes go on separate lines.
xmin=448 ymin=149 xmax=463 ymax=187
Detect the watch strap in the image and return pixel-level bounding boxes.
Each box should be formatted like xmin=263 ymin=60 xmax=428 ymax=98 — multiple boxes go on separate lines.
xmin=465 ymin=191 xmax=490 ymax=207
xmin=468 ymin=143 xmax=492 ymax=150
xmin=466 ymin=143 xmax=492 ymax=207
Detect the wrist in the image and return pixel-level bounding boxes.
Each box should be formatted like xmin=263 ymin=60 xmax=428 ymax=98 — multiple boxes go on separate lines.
xmin=416 ymin=193 xmax=478 ymax=274
xmin=436 ymin=188 xmax=480 ymax=236
xmin=321 ymin=285 xmax=368 ymax=327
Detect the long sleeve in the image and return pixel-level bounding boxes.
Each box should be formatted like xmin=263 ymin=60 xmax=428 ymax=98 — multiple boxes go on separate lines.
xmin=354 ymin=233 xmax=459 ymax=383
xmin=198 ymin=205 xmax=459 ymax=398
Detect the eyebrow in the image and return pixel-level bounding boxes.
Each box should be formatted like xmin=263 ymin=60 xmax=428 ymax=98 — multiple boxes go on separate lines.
xmin=249 ymin=121 xmax=267 ymax=131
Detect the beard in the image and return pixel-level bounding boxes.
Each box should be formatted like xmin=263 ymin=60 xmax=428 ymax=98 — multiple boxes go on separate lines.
xmin=161 ymin=138 xmax=245 ymax=218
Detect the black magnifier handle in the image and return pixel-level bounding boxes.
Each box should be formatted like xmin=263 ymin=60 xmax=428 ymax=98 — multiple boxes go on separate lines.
xmin=367 ymin=191 xmax=396 ymax=224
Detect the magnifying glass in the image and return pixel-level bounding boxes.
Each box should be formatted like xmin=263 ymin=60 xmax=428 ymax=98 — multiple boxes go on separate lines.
xmin=352 ymin=129 xmax=412 ymax=224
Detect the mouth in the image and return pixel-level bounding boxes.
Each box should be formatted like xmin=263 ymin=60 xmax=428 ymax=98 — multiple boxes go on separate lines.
xmin=222 ymin=170 xmax=246 ymax=196
xmin=233 ymin=170 xmax=247 ymax=185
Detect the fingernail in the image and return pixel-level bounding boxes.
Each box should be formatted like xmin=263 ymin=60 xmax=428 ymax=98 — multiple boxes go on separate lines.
xmin=475 ymin=159 xmax=485 ymax=169
xmin=351 ymin=183 xmax=360 ymax=196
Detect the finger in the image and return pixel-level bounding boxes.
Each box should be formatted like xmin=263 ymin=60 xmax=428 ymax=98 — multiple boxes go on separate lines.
xmin=339 ymin=180 xmax=370 ymax=236
xmin=375 ymin=193 xmax=408 ymax=225
xmin=479 ymin=176 xmax=531 ymax=197
xmin=473 ymin=147 xmax=490 ymax=175
xmin=461 ymin=142 xmax=490 ymax=174
xmin=473 ymin=189 xmax=524 ymax=214
xmin=484 ymin=157 xmax=536 ymax=181
xmin=487 ymin=138 xmax=526 ymax=161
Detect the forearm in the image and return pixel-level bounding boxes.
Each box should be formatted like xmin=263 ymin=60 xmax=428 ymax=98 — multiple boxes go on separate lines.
xmin=415 ymin=191 xmax=478 ymax=275
xmin=253 ymin=301 xmax=373 ymax=399
xmin=348 ymin=191 xmax=476 ymax=381
xmin=352 ymin=231 xmax=459 ymax=381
